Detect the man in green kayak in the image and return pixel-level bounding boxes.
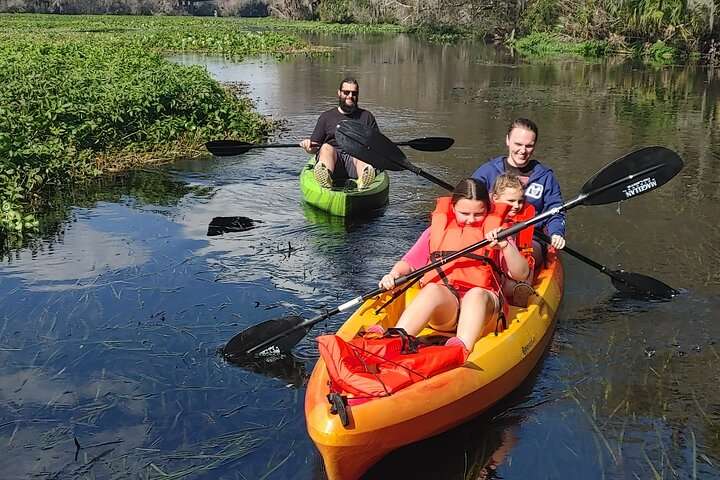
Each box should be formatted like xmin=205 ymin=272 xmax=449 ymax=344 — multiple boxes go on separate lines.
xmin=300 ymin=77 xmax=378 ymax=190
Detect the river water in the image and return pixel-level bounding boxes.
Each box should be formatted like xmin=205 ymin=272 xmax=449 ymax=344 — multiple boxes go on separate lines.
xmin=1 ymin=33 xmax=719 ymax=479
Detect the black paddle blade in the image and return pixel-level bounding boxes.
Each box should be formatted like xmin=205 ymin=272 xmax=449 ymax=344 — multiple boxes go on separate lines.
xmin=336 ymin=120 xmax=407 ymax=171
xmin=223 ymin=315 xmax=308 ymax=356
xmin=581 ymin=146 xmax=683 ymax=206
xmin=205 ymin=140 xmax=254 ymax=156
xmin=609 ymin=270 xmax=679 ymax=300
xmin=400 ymin=137 xmax=455 ymax=152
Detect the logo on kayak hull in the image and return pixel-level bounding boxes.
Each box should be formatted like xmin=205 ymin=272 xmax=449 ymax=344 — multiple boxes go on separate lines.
xmin=521 ymin=335 xmax=537 ymax=356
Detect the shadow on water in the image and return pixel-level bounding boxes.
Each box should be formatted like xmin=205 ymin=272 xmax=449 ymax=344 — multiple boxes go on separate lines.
xmin=357 ymin=408 xmax=525 ymax=480
xmin=567 ymin=291 xmax=670 ymax=325
xmin=206 ymin=216 xmax=263 ymax=236
xmin=1 ymin=168 xmax=197 ymax=257
xmin=223 ymin=351 xmax=308 ymax=388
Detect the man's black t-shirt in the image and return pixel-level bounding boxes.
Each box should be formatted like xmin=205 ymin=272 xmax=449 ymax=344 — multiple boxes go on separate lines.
xmin=310 ymin=107 xmax=378 ymax=148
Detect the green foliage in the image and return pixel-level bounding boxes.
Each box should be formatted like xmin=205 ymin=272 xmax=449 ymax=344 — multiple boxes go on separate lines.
xmin=510 ymin=0 xmax=711 ymax=60
xmin=316 ymin=0 xmax=355 ymax=24
xmin=520 ymin=0 xmax=563 ymax=34
xmin=510 ymin=32 xmax=608 ymax=58
xmin=407 ymin=22 xmax=464 ymax=44
xmin=623 ymin=0 xmax=689 ymax=40
xmin=577 ymin=39 xmax=610 ymax=57
xmin=645 ymin=40 xmax=680 ymax=63
xmin=0 ymin=15 xmax=295 ymax=237
xmin=0 ymin=13 xmax=408 ymax=238
xmin=234 ymin=17 xmax=405 ymax=34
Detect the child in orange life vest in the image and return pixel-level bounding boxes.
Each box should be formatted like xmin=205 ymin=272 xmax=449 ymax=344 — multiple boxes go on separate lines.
xmin=491 ymin=173 xmax=536 ymax=304
xmin=377 ymin=178 xmax=529 ymax=358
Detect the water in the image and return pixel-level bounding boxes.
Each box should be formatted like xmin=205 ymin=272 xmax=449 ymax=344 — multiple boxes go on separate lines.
xmin=1 ymin=34 xmax=720 ymax=479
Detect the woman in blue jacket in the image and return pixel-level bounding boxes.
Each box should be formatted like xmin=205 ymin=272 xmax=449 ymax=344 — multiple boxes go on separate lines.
xmin=471 ymin=118 xmax=566 ymax=265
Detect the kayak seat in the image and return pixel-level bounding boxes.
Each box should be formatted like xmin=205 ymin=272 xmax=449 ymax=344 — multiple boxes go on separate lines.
xmin=415 ymin=335 xmax=451 ymax=346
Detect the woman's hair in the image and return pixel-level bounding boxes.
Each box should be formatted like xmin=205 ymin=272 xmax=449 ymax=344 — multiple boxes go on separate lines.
xmin=491 ymin=173 xmax=526 ymax=197
xmin=451 ymin=178 xmax=489 ymax=206
xmin=507 ymin=118 xmax=538 ymax=140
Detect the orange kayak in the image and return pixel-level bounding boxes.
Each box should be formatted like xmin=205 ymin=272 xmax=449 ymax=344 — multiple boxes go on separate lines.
xmin=305 ymin=252 xmax=564 ymax=479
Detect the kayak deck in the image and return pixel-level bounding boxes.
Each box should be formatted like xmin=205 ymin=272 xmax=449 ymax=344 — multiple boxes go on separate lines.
xmin=305 ymin=252 xmax=564 ymax=479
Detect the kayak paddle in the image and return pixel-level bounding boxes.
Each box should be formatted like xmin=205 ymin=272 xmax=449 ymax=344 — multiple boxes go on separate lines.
xmin=336 ymin=120 xmax=680 ymax=301
xmin=533 ymin=231 xmax=678 ymax=299
xmin=223 ymin=130 xmax=683 ymax=357
xmin=205 ymin=136 xmax=454 ymax=157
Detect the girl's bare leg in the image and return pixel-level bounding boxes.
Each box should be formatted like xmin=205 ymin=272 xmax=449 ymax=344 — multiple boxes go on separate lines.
xmin=395 ymin=283 xmax=458 ymax=336
xmin=455 ymin=287 xmax=499 ymax=348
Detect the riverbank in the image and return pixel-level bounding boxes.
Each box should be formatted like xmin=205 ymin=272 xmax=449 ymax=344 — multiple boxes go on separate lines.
xmin=313 ymin=0 xmax=718 ymax=64
xmin=0 ymin=14 xmax=407 ymax=239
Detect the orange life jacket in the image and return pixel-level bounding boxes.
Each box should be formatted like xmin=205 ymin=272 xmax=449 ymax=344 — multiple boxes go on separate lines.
xmin=504 ymin=203 xmax=536 ymax=271
xmin=421 ymin=197 xmax=510 ymax=295
xmin=317 ymin=330 xmax=466 ymax=404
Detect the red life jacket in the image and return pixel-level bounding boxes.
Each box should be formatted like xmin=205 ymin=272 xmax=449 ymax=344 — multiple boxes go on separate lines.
xmin=421 ymin=197 xmax=510 ymax=295
xmin=317 ymin=330 xmax=466 ymax=403
xmin=504 ymin=203 xmax=536 ymax=271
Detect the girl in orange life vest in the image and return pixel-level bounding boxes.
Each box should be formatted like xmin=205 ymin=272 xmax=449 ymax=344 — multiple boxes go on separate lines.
xmin=377 ymin=178 xmax=529 ymax=358
xmin=491 ymin=173 xmax=536 ymax=306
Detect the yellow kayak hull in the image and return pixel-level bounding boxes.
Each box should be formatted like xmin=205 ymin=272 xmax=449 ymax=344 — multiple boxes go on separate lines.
xmin=305 ymin=252 xmax=564 ymax=479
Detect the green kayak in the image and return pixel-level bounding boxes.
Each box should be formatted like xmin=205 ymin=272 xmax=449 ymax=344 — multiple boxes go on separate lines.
xmin=299 ymin=158 xmax=389 ymax=217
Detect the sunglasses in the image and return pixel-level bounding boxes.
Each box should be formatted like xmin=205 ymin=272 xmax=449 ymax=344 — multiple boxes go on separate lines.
xmin=341 ymin=90 xmax=359 ymax=97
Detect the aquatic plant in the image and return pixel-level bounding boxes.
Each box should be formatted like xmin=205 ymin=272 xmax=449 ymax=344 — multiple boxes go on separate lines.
xmin=509 ymin=32 xmax=609 ymax=58
xmin=0 ymin=36 xmax=273 ymax=237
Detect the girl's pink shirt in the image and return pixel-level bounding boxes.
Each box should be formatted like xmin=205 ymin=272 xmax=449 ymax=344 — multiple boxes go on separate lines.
xmin=402 ymin=228 xmax=431 ymax=270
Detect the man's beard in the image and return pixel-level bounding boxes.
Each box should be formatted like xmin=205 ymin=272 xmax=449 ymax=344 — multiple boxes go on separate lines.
xmin=339 ymin=98 xmax=358 ymax=114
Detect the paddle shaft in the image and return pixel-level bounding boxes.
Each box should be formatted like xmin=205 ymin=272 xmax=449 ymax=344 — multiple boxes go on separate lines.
xmin=206 ymin=137 xmax=454 ymax=156
xmin=250 ymin=143 xmax=299 ymax=148
xmin=403 ymin=162 xmax=454 ymax=190
xmin=534 ymin=231 xmax=605 ymax=271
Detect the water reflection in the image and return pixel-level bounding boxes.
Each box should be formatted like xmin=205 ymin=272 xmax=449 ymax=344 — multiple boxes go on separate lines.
xmin=360 ymin=413 xmax=522 ymax=480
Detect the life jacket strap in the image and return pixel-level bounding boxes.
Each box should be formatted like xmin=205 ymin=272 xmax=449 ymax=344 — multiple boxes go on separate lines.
xmin=383 ymin=327 xmax=418 ymax=354
xmin=494 ymin=310 xmax=507 ymax=336
xmin=432 ymin=250 xmax=504 ymax=278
